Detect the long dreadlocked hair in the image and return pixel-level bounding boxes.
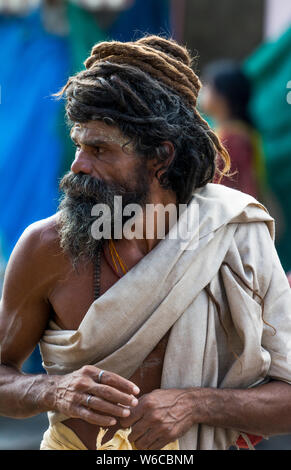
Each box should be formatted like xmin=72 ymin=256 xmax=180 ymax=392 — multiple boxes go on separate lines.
xmin=56 ymin=35 xmax=231 ymax=205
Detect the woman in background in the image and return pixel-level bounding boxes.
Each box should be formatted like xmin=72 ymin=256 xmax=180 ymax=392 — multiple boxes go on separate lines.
xmin=200 ymin=60 xmax=267 ymax=200
xmin=200 ymin=60 xmax=290 ymax=283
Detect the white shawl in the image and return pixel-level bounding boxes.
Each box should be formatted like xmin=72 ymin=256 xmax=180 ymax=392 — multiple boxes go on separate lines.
xmin=39 ymin=183 xmax=291 ymax=450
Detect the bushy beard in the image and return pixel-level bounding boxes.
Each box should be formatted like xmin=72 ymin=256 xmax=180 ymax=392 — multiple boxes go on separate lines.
xmin=57 ymin=166 xmax=150 ymax=268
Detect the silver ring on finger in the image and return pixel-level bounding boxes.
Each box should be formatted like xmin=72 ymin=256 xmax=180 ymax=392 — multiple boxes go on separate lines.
xmin=97 ymin=370 xmax=105 ymax=384
xmin=86 ymin=394 xmax=93 ymax=407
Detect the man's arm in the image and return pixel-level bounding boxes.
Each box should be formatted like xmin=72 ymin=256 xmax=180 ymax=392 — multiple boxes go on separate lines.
xmin=190 ymin=380 xmax=291 ymax=436
xmin=0 ymin=218 xmax=139 ymax=422
xmin=0 ymin=220 xmax=54 ymax=418
xmin=119 ymin=380 xmax=291 ymax=450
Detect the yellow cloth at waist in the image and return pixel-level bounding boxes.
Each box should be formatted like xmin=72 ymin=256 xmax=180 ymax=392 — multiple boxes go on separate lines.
xmin=40 ymin=422 xmax=179 ymax=450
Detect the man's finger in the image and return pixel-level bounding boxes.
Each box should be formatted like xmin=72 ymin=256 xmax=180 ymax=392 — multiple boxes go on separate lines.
xmin=147 ymin=437 xmax=169 ymax=451
xmin=119 ymin=401 xmax=144 ymax=428
xmin=77 ymin=406 xmax=118 ymax=427
xmin=128 ymin=418 xmax=150 ymax=443
xmin=85 ymin=395 xmax=132 ymax=418
xmin=90 ymin=384 xmax=139 ymax=407
xmin=134 ymin=428 xmax=156 ymax=450
xmin=95 ymin=369 xmax=140 ymax=396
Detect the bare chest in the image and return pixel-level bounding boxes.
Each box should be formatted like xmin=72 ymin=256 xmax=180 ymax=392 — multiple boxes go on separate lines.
xmin=48 ymin=246 xmax=171 ymax=449
xmin=48 ymin=249 xmax=170 ymax=386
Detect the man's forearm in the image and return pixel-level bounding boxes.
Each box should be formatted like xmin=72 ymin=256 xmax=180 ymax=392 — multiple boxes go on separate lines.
xmin=0 ymin=365 xmax=55 ymax=418
xmin=191 ymin=380 xmax=291 ymax=436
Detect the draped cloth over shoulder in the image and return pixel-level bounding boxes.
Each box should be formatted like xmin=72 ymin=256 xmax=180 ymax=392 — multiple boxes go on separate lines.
xmin=39 ymin=183 xmax=291 ymax=450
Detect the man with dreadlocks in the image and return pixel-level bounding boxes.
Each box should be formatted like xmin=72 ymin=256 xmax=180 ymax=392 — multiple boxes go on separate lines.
xmin=1 ymin=36 xmax=291 ymax=451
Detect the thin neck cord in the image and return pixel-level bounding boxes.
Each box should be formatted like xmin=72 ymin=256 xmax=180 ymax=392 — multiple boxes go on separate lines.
xmin=103 ymin=242 xmax=123 ymax=279
xmin=93 ymin=240 xmax=129 ymax=300
xmin=109 ymin=239 xmax=128 ymax=275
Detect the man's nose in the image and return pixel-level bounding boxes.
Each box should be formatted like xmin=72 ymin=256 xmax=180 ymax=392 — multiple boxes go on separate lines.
xmin=71 ymin=150 xmax=93 ymax=175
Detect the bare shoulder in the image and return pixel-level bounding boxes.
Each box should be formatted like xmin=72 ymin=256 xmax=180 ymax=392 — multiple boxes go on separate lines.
xmin=2 ymin=212 xmax=68 ymax=298
xmin=13 ymin=212 xmax=69 ymax=268
xmin=0 ymin=213 xmax=67 ymax=368
xmin=20 ymin=212 xmax=62 ymax=254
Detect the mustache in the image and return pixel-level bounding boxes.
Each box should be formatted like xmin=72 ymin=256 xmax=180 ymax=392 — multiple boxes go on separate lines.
xmin=58 ymin=171 xmax=143 ymax=204
xmin=59 ymin=171 xmax=122 ymax=199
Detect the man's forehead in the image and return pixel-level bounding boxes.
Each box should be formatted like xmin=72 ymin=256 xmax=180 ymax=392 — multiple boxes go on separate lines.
xmin=71 ymin=121 xmax=131 ymax=148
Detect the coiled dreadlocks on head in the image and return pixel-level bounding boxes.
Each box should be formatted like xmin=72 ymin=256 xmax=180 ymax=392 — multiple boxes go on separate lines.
xmin=57 ymin=35 xmax=231 ymax=205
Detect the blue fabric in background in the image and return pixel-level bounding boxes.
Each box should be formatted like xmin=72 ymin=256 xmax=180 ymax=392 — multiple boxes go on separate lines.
xmin=0 ymin=9 xmax=69 ymax=262
xmin=0 ymin=2 xmax=170 ymax=373
xmin=0 ymin=1 xmax=171 ymax=262
xmin=108 ymin=0 xmax=170 ymax=41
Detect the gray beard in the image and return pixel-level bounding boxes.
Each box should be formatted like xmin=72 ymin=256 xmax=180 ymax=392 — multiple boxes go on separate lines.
xmin=57 ymin=169 xmax=150 ymax=268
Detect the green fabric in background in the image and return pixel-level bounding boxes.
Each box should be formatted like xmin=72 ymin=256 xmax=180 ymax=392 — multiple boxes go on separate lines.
xmin=58 ymin=3 xmax=107 ymax=176
xmin=244 ymin=26 xmax=291 ymax=271
xmin=66 ymin=2 xmax=107 ymax=74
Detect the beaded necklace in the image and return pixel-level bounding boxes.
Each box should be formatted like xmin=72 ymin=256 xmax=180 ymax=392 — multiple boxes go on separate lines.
xmin=93 ymin=244 xmax=102 ymax=301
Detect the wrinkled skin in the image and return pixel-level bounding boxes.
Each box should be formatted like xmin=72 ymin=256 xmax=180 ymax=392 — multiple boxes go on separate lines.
xmin=119 ymin=388 xmax=195 ymax=450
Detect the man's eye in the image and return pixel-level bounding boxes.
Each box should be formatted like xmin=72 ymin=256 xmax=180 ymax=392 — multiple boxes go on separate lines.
xmin=94 ymin=147 xmax=104 ymax=156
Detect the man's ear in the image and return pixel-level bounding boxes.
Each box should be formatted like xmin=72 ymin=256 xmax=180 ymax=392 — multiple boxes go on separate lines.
xmin=151 ymin=141 xmax=175 ymax=178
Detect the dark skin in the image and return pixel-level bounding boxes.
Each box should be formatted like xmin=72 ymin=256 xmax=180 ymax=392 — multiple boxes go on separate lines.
xmin=1 ymin=121 xmax=291 ymax=450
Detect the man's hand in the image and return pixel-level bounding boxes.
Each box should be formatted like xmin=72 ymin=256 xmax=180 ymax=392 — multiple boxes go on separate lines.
xmin=119 ymin=381 xmax=291 ymax=448
xmin=119 ymin=388 xmax=195 ymax=450
xmin=50 ymin=366 xmax=140 ymax=427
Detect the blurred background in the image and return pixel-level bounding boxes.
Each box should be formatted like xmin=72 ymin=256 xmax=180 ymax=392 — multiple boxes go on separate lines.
xmin=0 ymin=0 xmax=291 ymax=450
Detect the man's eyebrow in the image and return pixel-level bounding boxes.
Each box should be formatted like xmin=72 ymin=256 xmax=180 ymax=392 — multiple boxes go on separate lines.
xmin=70 ymin=135 xmax=110 ymax=147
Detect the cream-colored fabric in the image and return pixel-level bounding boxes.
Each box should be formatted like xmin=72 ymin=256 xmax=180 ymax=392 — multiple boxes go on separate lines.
xmin=39 ymin=183 xmax=291 ymax=450
xmin=96 ymin=427 xmax=179 ymax=450
xmin=40 ymin=422 xmax=179 ymax=450
xmin=40 ymin=422 xmax=88 ymax=450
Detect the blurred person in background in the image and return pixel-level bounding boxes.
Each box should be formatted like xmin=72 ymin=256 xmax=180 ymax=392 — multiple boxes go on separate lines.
xmin=200 ymin=58 xmax=291 ymax=301
xmin=200 ymin=60 xmax=266 ymax=201
xmin=244 ymin=25 xmax=291 ymax=275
